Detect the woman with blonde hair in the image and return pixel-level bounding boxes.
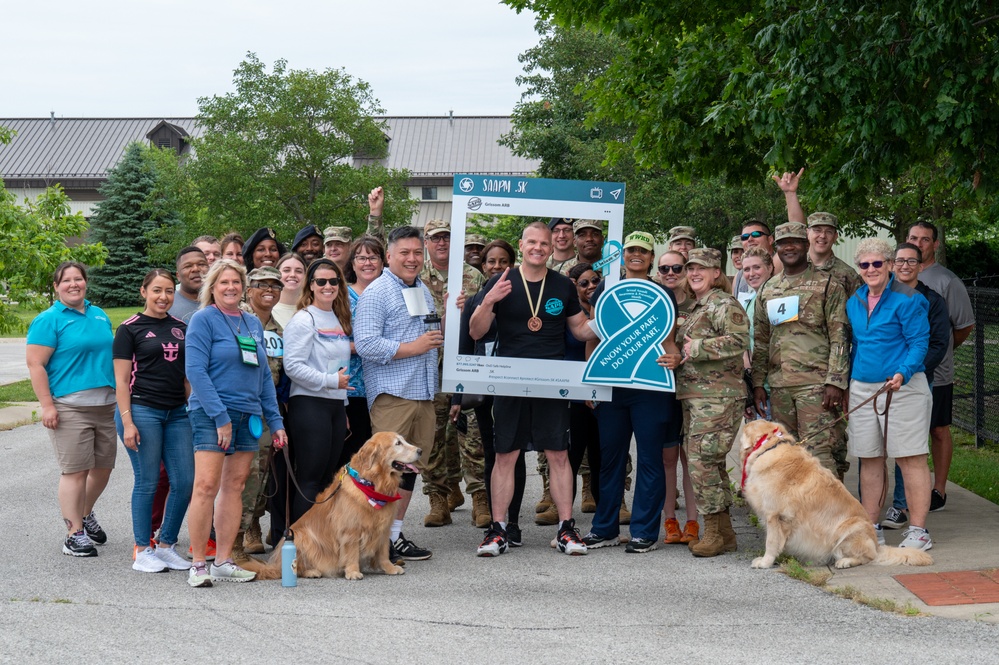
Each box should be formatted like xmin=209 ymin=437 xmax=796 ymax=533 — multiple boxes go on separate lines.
xmin=185 ymin=259 xmax=287 ymax=587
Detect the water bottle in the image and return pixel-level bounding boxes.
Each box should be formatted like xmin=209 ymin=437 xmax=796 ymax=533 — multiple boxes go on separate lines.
xmin=281 ymin=531 xmax=297 ymax=587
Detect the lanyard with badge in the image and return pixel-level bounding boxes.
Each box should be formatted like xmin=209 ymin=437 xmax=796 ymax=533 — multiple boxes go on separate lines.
xmin=219 ymin=307 xmax=260 ymax=367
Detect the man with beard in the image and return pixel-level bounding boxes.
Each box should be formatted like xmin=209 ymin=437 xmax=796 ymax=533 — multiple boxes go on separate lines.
xmin=170 ymin=247 xmax=208 ymax=324
xmin=751 ymin=222 xmax=850 ymax=478
xmin=291 ymin=225 xmax=324 ymax=264
xmin=547 ymin=218 xmax=578 ymax=275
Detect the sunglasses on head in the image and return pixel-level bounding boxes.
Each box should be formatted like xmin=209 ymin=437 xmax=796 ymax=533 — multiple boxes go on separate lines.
xmin=312 ymin=277 xmax=340 ymax=286
xmin=576 ymin=276 xmax=601 ymax=288
xmin=857 ymin=261 xmax=885 ymax=270
xmin=741 ymin=230 xmax=769 ymax=241
xmin=658 ymin=264 xmax=684 ymax=275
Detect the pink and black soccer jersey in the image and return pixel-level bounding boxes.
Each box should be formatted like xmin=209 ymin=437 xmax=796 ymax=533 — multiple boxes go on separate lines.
xmin=112 ymin=313 xmax=188 ymax=409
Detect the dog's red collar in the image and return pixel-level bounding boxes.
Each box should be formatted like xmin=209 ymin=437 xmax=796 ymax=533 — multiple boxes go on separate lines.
xmin=740 ymin=428 xmax=782 ymax=491
xmin=344 ymin=465 xmax=401 ymax=509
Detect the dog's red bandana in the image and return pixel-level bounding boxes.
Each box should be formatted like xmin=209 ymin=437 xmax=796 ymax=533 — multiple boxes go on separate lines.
xmin=740 ymin=428 xmax=782 ymax=491
xmin=345 ymin=465 xmax=401 ymax=509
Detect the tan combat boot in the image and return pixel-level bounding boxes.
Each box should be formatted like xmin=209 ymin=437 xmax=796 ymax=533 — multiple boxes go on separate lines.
xmin=581 ymin=474 xmax=597 ymax=513
xmin=718 ymin=509 xmax=738 ymax=552
xmin=471 ymin=490 xmax=491 ymax=528
xmin=447 ymin=479 xmax=465 ymax=512
xmin=689 ymin=513 xmax=726 ymax=557
xmin=535 ymin=502 xmax=560 ymax=526
xmin=535 ymin=475 xmax=552 ymax=513
xmin=424 ymin=493 xmax=452 ymax=527
xmin=244 ymin=520 xmax=265 ymax=554
xmin=619 ymin=497 xmax=632 ymax=525
xmin=232 ymin=531 xmax=248 ymax=563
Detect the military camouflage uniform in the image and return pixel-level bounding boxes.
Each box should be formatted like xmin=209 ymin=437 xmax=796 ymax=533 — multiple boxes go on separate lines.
xmin=547 ymin=255 xmax=579 ymax=276
xmin=238 ymin=305 xmax=284 ymax=530
xmin=813 ymin=255 xmax=863 ymax=298
xmin=677 ymin=288 xmax=749 ymax=515
xmin=420 ymin=260 xmax=486 ymax=496
xmin=751 ymin=264 xmax=850 ymax=476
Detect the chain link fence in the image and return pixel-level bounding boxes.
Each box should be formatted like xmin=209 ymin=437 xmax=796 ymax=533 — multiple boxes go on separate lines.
xmin=953 ymin=274 xmax=999 ymax=447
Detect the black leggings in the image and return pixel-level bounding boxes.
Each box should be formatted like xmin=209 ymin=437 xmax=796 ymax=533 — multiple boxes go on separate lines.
xmin=569 ymin=402 xmax=600 ymax=503
xmin=478 ymin=397 xmax=526 ymax=524
xmin=343 ymin=396 xmax=372 ymax=468
xmin=287 ymin=395 xmax=347 ymax=524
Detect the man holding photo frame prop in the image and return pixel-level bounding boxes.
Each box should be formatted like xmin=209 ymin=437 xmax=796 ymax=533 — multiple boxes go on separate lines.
xmin=444 ymin=175 xmax=623 ymax=556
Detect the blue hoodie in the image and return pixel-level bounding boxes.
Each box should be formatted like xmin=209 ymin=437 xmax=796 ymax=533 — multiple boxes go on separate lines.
xmin=847 ymin=274 xmax=929 ymax=384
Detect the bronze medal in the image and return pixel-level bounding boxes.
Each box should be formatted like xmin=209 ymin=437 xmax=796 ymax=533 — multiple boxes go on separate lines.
xmin=519 ymin=268 xmax=548 ymax=334
xmin=528 ymin=316 xmax=543 ymax=332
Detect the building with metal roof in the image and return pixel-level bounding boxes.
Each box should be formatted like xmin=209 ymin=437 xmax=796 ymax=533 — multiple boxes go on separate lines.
xmin=0 ymin=115 xmax=539 ymax=225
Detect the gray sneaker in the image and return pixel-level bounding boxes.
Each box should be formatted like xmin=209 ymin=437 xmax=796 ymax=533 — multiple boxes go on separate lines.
xmin=899 ymin=527 xmax=933 ymax=551
xmin=210 ymin=559 xmax=257 ymax=583
xmin=188 ymin=564 xmax=212 ymax=588
xmin=873 ymin=524 xmax=886 ymax=546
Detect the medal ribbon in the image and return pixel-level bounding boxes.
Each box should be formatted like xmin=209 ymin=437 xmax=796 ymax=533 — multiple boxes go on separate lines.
xmin=519 ymin=268 xmax=546 ymax=326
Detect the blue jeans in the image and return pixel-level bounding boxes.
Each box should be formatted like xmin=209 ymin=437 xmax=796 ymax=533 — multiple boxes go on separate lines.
xmin=592 ymin=388 xmax=674 ymax=541
xmin=116 ymin=405 xmax=194 ymax=547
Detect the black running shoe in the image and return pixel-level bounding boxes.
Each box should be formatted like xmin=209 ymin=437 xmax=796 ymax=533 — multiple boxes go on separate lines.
xmin=82 ymin=511 xmax=107 ymax=545
xmin=63 ymin=530 xmax=97 ymax=557
xmin=506 ymin=523 xmax=523 ymax=548
xmin=556 ymin=519 xmax=587 ymax=555
xmin=393 ymin=533 xmax=432 ymax=561
xmin=477 ymin=522 xmax=508 ymax=557
xmin=625 ymin=537 xmax=659 ymax=554
xmin=581 ymin=531 xmax=620 ymax=549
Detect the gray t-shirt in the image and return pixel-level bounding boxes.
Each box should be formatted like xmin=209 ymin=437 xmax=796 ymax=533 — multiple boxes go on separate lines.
xmin=168 ymin=291 xmax=200 ymax=324
xmin=918 ymin=262 xmax=975 ymax=386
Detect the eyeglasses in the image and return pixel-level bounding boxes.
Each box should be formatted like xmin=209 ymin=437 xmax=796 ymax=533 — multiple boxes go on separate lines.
xmin=741 ymin=231 xmax=769 ymax=241
xmin=428 ymin=234 xmax=451 ymax=244
xmin=576 ymin=277 xmax=601 ymax=288
xmin=354 ymin=255 xmax=381 ymax=264
xmin=658 ymin=264 xmax=684 ymax=275
xmin=893 ymin=258 xmax=920 ymax=267
xmin=312 ymin=277 xmax=340 ymax=286
xmin=857 ymin=261 xmax=886 ymax=270
xmin=250 ymin=281 xmax=283 ymax=291
xmin=552 ymin=226 xmax=573 ymax=235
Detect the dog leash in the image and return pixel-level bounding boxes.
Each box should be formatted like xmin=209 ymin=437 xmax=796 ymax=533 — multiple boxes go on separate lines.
xmin=795 ymin=381 xmax=892 ymax=449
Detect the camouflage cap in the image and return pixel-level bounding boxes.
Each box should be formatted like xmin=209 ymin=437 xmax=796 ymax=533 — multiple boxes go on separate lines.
xmin=807 ymin=211 xmax=839 ymax=229
xmin=729 ymin=235 xmax=744 ymax=251
xmin=774 ymin=222 xmax=809 ymax=242
xmin=686 ymin=248 xmax=722 ymax=268
xmin=572 ymin=219 xmax=603 ymax=234
xmin=465 ymin=233 xmax=487 ymax=247
xmin=623 ymin=231 xmax=655 ymax=251
xmin=423 ymin=218 xmax=451 ymax=237
xmin=247 ymin=266 xmax=282 ymax=284
xmin=668 ymin=225 xmax=697 ymax=243
xmin=323 ymin=226 xmax=352 ymax=244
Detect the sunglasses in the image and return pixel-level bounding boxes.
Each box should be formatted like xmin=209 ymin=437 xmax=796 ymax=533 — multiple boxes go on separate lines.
xmin=250 ymin=281 xmax=283 ymax=291
xmin=312 ymin=277 xmax=340 ymax=286
xmin=576 ymin=277 xmax=601 ymax=288
xmin=741 ymin=230 xmax=769 ymax=241
xmin=893 ymin=258 xmax=919 ymax=267
xmin=658 ymin=264 xmax=684 ymax=275
xmin=857 ymin=261 xmax=886 ymax=270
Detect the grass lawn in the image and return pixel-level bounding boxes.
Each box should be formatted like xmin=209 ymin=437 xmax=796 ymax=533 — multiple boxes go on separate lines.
xmin=948 ymin=429 xmax=999 ymax=505
xmin=3 ymin=305 xmax=138 ymax=337
xmin=0 ymin=379 xmax=37 ymax=402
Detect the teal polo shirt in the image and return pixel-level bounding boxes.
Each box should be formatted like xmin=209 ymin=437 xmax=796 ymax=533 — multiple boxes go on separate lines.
xmin=26 ymin=300 xmax=115 ymax=398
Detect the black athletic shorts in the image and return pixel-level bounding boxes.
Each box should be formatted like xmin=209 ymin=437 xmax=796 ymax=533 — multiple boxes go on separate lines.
xmin=492 ymin=396 xmax=570 ymax=454
xmin=930 ymin=383 xmax=953 ymax=429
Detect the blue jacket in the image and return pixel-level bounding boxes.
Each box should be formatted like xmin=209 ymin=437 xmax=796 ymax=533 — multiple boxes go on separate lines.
xmin=847 ymin=274 xmax=929 ymax=384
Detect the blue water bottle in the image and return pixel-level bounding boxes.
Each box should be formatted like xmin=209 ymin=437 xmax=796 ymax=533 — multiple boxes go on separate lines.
xmin=281 ymin=530 xmax=297 ymax=587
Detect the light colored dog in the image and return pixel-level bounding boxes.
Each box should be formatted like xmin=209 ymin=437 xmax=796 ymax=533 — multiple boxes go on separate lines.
xmin=242 ymin=431 xmax=421 ymax=581
xmin=739 ymin=420 xmax=932 ymax=569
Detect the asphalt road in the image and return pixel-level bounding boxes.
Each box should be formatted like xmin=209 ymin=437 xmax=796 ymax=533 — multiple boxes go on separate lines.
xmin=2 ymin=422 xmax=998 ymax=664
xmin=0 ymin=338 xmax=28 ymax=386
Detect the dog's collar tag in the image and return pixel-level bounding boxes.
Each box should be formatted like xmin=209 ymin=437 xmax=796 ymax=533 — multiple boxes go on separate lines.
xmin=345 ymin=465 xmax=401 ymax=509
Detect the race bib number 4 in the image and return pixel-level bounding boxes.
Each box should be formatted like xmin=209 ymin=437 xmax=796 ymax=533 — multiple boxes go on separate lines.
xmin=767 ymin=296 xmax=799 ymax=325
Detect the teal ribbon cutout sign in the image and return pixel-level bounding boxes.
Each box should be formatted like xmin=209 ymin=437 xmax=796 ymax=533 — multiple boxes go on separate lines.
xmin=591 ymin=240 xmax=622 ymax=276
xmin=582 ymin=280 xmax=676 ymax=392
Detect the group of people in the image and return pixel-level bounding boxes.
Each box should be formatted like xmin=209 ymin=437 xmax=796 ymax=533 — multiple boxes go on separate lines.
xmin=27 ymin=172 xmax=974 ymax=582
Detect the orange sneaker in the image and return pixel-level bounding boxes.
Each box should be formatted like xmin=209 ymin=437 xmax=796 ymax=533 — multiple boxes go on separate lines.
xmin=663 ymin=518 xmax=683 ymax=544
xmin=679 ymin=520 xmax=699 ymax=544
xmin=188 ymin=538 xmax=217 ymax=561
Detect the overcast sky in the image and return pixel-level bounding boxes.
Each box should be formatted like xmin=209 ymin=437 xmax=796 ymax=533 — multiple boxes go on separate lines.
xmin=3 ymin=0 xmax=540 ymax=118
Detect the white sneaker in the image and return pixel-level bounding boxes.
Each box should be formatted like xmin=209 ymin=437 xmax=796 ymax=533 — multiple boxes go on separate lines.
xmin=132 ymin=546 xmax=168 ymax=573
xmin=154 ymin=544 xmax=193 ymax=571
xmin=899 ymin=527 xmax=933 ymax=551
xmin=210 ymin=559 xmax=257 ymax=583
xmin=873 ymin=524 xmax=886 ymax=546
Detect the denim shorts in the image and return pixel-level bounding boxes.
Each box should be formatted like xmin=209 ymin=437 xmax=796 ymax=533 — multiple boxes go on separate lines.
xmin=188 ymin=407 xmax=259 ymax=454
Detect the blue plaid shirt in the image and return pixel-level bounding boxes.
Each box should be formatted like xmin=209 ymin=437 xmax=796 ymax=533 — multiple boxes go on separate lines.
xmin=354 ymin=268 xmax=438 ymax=408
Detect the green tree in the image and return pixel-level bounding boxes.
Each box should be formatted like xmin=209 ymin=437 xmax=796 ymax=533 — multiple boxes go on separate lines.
xmin=188 ymin=53 xmax=416 ymax=246
xmin=87 ymin=143 xmax=179 ymax=307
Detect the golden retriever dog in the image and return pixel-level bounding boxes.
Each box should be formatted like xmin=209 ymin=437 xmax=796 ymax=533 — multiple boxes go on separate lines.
xmin=739 ymin=420 xmax=932 ymax=569
xmin=242 ymin=431 xmax=421 ymax=581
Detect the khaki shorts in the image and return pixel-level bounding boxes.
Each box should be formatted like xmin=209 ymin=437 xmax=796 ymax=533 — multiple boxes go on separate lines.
xmin=48 ymin=404 xmax=117 ymax=473
xmin=847 ymin=373 xmax=931 ymax=459
xmin=369 ymin=394 xmax=435 ymax=470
